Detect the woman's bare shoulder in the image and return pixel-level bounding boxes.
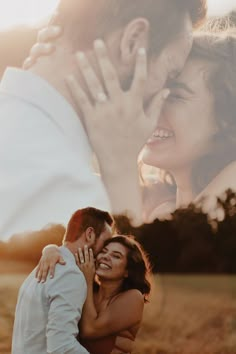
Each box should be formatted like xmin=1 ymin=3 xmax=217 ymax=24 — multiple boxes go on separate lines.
xmin=110 ymin=289 xmax=144 ymax=310
xmin=142 ymin=182 xmax=176 ymax=222
xmin=200 ymin=160 xmax=236 ymax=197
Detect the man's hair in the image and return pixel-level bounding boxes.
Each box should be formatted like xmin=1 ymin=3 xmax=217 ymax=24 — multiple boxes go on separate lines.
xmin=64 ymin=207 xmax=113 ymax=242
xmin=53 ymin=0 xmax=207 ymax=54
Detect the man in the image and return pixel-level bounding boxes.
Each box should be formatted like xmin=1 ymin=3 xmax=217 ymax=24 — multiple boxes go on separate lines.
xmin=0 ymin=0 xmax=207 ymax=239
xmin=12 ymin=207 xmax=113 ymax=354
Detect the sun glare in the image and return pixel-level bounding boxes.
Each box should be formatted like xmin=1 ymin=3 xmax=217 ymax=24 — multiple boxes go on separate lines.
xmin=208 ymin=0 xmax=236 ymax=16
xmin=0 ymin=0 xmax=59 ymax=29
xmin=0 ymin=0 xmax=235 ymax=30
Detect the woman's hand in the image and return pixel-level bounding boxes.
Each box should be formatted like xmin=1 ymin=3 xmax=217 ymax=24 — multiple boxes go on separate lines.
xmin=23 ymin=25 xmax=62 ymax=69
xmin=65 ymin=40 xmax=169 ymax=223
xmin=35 ymin=245 xmax=66 ymax=283
xmin=66 ymin=39 xmax=169 ymax=168
xmin=75 ymin=245 xmax=95 ymax=284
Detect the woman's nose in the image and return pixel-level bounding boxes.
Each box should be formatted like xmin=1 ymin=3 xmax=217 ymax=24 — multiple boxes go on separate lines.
xmin=101 ymin=253 xmax=110 ymax=261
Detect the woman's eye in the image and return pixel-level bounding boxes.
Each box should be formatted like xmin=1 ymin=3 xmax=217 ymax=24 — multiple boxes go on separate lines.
xmin=168 ymin=93 xmax=184 ymax=101
xmin=113 ymin=255 xmax=121 ymax=259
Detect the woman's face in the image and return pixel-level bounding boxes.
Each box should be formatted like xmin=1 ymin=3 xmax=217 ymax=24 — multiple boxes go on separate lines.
xmin=96 ymin=242 xmax=128 ymax=280
xmin=142 ymin=58 xmax=217 ymax=174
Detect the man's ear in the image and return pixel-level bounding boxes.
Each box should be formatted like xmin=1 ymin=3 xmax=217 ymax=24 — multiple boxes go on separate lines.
xmin=120 ymin=18 xmax=149 ymax=65
xmin=85 ymin=227 xmax=96 ymax=246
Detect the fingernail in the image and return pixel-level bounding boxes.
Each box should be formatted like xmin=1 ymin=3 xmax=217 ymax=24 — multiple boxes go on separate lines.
xmin=50 ymin=275 xmax=53 ymax=278
xmin=138 ymin=48 xmax=146 ymax=56
xmin=94 ymin=39 xmax=104 ymax=49
xmin=76 ymin=52 xmax=86 ymax=61
xmin=97 ymin=92 xmax=107 ymax=103
xmin=163 ymin=89 xmax=170 ymax=99
xmin=45 ymin=43 xmax=52 ymax=50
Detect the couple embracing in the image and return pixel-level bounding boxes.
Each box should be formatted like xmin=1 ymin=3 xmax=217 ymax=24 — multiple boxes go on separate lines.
xmin=12 ymin=207 xmax=152 ymax=354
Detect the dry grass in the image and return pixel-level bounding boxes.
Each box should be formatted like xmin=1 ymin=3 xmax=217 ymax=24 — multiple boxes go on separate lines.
xmin=1 ymin=261 xmax=236 ymax=354
xmin=0 ymin=261 xmax=33 ymax=354
xmin=134 ymin=276 xmax=236 ymax=354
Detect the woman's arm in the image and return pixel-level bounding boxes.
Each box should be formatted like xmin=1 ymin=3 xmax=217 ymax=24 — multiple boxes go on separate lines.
xmin=195 ymin=161 xmax=236 ymax=217
xmin=81 ymin=288 xmax=144 ymax=339
xmin=36 ymin=245 xmax=66 ymax=282
xmin=76 ymin=247 xmax=144 ymax=339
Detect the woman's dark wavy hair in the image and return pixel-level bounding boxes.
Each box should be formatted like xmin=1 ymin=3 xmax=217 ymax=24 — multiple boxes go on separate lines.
xmin=101 ymin=235 xmax=152 ymax=302
xmin=189 ymin=30 xmax=236 ymax=194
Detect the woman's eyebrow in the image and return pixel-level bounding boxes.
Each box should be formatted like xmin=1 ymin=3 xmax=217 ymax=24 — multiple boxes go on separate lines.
xmin=169 ymin=80 xmax=194 ymax=94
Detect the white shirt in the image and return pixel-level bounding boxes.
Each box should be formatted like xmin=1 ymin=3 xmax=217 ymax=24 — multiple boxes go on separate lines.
xmin=0 ymin=68 xmax=110 ymax=240
xmin=12 ymin=246 xmax=89 ymax=354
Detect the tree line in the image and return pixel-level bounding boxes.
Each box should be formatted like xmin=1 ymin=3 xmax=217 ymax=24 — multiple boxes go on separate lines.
xmin=1 ymin=189 xmax=236 ymax=274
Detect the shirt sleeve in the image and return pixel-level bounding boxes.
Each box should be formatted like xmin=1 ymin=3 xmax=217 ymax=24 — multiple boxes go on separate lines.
xmin=0 ymin=99 xmax=109 ymax=239
xmin=45 ymin=266 xmax=90 ymax=354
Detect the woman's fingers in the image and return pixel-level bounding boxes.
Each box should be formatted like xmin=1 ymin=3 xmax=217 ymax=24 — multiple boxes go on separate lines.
xmin=36 ymin=260 xmax=49 ymax=283
xmin=131 ymin=48 xmax=147 ymax=97
xmin=23 ymin=57 xmax=36 ymax=70
xmin=77 ymin=247 xmax=94 ymax=267
xmin=76 ymin=52 xmax=107 ymax=102
xmin=65 ymin=75 xmax=92 ymax=117
xmin=89 ymin=248 xmax=94 ymax=263
xmin=35 ymin=259 xmax=42 ymax=280
xmin=74 ymin=252 xmax=80 ymax=266
xmin=22 ymin=42 xmax=55 ymax=69
xmin=40 ymin=262 xmax=51 ymax=283
xmin=78 ymin=247 xmax=85 ymax=264
xmin=23 ymin=25 xmax=61 ymax=70
xmin=93 ymin=39 xmax=120 ymax=96
xmin=37 ymin=25 xmax=62 ymax=43
xmin=84 ymin=245 xmax=89 ymax=263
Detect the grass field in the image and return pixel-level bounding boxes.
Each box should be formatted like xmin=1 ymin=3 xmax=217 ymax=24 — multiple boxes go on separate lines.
xmin=1 ymin=261 xmax=236 ymax=354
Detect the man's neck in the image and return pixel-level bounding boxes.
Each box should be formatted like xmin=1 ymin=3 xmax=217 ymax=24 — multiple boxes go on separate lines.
xmin=28 ymin=49 xmax=85 ymax=122
xmin=64 ymin=240 xmax=84 ymax=255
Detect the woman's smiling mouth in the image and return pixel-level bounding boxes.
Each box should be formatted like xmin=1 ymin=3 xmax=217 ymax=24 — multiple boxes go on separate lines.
xmin=147 ymin=127 xmax=174 ymax=144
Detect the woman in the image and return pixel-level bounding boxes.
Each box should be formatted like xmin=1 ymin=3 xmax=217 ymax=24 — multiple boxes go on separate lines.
xmin=25 ymin=28 xmax=236 ymax=221
xmin=65 ymin=30 xmax=236 ymax=222
xmin=38 ymin=235 xmax=152 ymax=354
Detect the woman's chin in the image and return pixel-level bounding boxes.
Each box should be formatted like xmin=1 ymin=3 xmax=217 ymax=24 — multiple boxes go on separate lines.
xmin=141 ymin=149 xmax=167 ymax=170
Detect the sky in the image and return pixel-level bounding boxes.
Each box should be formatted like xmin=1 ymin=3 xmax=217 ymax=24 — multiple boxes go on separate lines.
xmin=0 ymin=0 xmax=235 ymax=30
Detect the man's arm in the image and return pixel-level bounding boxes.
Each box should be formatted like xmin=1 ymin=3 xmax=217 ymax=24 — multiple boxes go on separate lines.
xmin=45 ymin=266 xmax=90 ymax=354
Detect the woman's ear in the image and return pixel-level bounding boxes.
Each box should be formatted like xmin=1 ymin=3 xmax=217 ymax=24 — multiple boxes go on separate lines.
xmin=120 ymin=18 xmax=149 ymax=65
xmin=85 ymin=227 xmax=96 ymax=246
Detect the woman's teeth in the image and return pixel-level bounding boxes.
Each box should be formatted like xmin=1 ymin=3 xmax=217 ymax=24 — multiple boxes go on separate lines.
xmin=99 ymin=263 xmax=110 ymax=270
xmin=153 ymin=128 xmax=174 ymax=139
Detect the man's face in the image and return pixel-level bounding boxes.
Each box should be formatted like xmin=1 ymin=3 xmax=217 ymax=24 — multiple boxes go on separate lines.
xmin=144 ymin=15 xmax=193 ymax=107
xmin=92 ymin=222 xmax=113 ymax=256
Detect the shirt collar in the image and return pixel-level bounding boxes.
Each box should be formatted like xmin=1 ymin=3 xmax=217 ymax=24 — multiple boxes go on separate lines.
xmin=60 ymin=245 xmax=77 ymax=265
xmin=0 ymin=67 xmax=92 ymax=156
